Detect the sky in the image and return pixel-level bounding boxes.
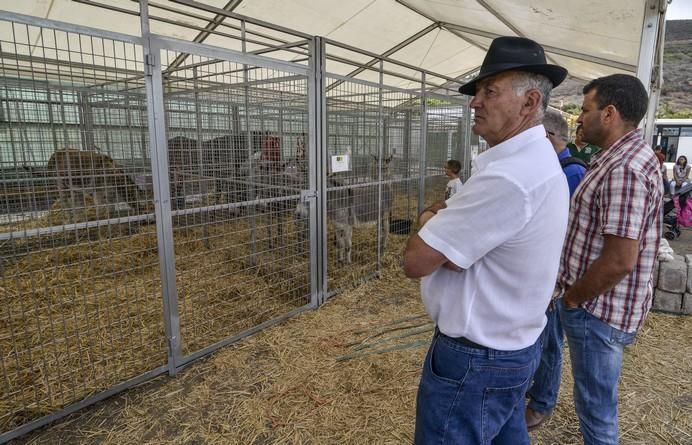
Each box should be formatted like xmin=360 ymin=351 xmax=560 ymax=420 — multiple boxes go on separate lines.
xmin=667 ymin=0 xmax=692 ymax=20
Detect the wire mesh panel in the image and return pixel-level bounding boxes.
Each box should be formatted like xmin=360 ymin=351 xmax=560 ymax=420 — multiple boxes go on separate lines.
xmin=158 ymin=48 xmax=312 ymax=356
xmin=324 ymin=78 xmax=425 ymax=294
xmin=324 ymin=78 xmax=381 ymax=292
xmin=384 ymin=97 xmax=423 ymax=231
xmin=0 ymin=19 xmax=165 ymax=434
xmin=423 ymin=96 xmax=469 ymax=208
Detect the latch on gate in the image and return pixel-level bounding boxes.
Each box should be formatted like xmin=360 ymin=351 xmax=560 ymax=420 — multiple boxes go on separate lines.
xmin=300 ymin=190 xmax=318 ymax=202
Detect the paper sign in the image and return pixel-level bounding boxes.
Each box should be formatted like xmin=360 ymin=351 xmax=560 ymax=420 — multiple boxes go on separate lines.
xmin=331 ymin=154 xmax=351 ymax=173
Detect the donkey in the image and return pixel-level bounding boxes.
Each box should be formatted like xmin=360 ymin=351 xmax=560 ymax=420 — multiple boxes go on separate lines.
xmin=294 ymin=174 xmax=356 ymax=263
xmin=351 ymin=155 xmax=394 ymax=252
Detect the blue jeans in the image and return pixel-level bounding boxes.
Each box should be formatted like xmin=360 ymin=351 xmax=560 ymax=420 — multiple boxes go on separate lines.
xmin=414 ymin=330 xmax=541 ymax=445
xmin=527 ymin=301 xmax=564 ymax=413
xmin=560 ymin=300 xmax=636 ymax=445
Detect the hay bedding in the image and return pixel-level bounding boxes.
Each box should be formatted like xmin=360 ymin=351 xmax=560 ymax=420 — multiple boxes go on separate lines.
xmin=2 ymin=189 xmax=690 ymax=444
xmin=8 ymin=229 xmax=691 ymax=445
xmin=0 ymin=197 xmax=411 ymax=433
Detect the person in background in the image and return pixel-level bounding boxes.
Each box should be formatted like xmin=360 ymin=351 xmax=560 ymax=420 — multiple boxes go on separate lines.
xmin=558 ymin=74 xmax=662 ymax=445
xmin=654 ymin=146 xmax=670 ymax=196
xmin=567 ymin=125 xmax=601 ymax=165
xmin=443 ymin=159 xmax=463 ymax=200
xmin=525 ymin=109 xmax=586 ymax=431
xmin=403 ymin=36 xmax=569 ymax=445
xmin=548 ymin=111 xmax=587 ymax=196
xmin=667 ymin=143 xmax=677 ymax=162
xmin=671 ymin=155 xmax=690 ymax=195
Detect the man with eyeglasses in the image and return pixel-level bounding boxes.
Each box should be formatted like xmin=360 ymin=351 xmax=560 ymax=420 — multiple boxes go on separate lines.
xmin=525 ymin=109 xmax=586 ymax=431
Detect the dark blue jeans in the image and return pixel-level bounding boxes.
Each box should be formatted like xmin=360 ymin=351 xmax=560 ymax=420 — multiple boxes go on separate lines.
xmin=527 ymin=301 xmax=564 ymax=413
xmin=560 ymin=300 xmax=636 ymax=445
xmin=414 ymin=330 xmax=541 ymax=445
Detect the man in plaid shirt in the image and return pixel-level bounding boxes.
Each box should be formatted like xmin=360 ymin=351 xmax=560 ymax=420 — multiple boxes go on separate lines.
xmin=557 ymin=74 xmax=662 ymax=444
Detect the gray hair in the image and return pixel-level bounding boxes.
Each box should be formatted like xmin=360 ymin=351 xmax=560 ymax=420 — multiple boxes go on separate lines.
xmin=511 ymin=72 xmax=553 ymax=118
xmin=543 ymin=109 xmax=569 ymax=141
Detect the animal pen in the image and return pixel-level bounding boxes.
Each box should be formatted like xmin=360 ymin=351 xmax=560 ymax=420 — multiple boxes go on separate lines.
xmin=0 ymin=2 xmax=472 ymax=441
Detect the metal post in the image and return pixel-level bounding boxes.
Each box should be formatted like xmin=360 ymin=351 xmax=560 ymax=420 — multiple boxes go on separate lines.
xmin=418 ymin=73 xmax=428 ymax=214
xmin=193 ymin=66 xmax=204 ymax=177
xmin=278 ymin=91 xmax=284 ymax=158
xmin=58 ymin=90 xmax=71 ymax=146
xmin=376 ymin=59 xmax=384 ymax=270
xmin=311 ymin=36 xmax=327 ymax=305
xmin=455 ymin=115 xmax=465 ymax=178
xmin=101 ymin=94 xmax=113 ymax=156
xmin=638 ymin=0 xmax=668 ymax=142
xmin=77 ymin=91 xmax=95 ymax=150
xmin=139 ymin=0 xmax=182 ymax=376
xmin=403 ymin=109 xmax=411 ymax=218
xmin=124 ymin=94 xmax=137 ymax=164
xmin=241 ymin=20 xmax=258 ymax=265
xmin=231 ymin=104 xmax=240 ymax=134
xmin=46 ymin=86 xmax=59 ymax=151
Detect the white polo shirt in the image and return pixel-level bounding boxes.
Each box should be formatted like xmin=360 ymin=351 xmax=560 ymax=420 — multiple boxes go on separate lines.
xmin=418 ymin=125 xmax=569 ymax=351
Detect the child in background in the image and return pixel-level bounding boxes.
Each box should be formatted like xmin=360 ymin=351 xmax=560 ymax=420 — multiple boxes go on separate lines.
xmin=444 ymin=159 xmax=463 ymax=200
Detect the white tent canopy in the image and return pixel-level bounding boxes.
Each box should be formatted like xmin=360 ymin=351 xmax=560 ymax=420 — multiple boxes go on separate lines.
xmin=2 ymin=0 xmax=666 ymax=80
xmin=0 ymin=0 xmax=670 ymax=129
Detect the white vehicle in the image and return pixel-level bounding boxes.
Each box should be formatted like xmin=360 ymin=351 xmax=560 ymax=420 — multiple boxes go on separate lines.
xmin=653 ymin=118 xmax=692 ymax=164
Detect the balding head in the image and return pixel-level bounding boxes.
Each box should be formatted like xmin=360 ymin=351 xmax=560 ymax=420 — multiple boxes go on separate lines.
xmin=543 ymin=109 xmax=569 ymax=153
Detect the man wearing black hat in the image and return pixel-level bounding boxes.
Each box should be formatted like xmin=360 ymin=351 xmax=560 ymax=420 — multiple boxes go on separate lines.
xmin=403 ymin=36 xmax=570 ymax=444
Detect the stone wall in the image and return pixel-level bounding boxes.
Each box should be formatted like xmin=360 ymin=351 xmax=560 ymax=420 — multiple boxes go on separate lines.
xmin=653 ymin=254 xmax=692 ymax=314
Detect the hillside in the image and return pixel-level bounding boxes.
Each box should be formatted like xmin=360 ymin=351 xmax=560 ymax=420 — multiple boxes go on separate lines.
xmin=550 ymin=19 xmax=692 ymax=115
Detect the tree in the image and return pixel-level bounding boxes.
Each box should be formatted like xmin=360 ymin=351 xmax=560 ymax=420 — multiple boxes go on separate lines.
xmin=560 ymin=103 xmax=581 ymax=116
xmin=657 ymin=103 xmax=692 ymax=118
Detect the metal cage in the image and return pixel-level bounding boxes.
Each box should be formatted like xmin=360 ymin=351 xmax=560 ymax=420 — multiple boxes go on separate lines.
xmin=0 ymin=3 xmax=471 ymax=442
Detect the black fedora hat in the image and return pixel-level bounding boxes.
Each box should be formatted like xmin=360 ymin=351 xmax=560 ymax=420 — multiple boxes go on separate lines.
xmin=459 ymin=36 xmax=567 ymax=96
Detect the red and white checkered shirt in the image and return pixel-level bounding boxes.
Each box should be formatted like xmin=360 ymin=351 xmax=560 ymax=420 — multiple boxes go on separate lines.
xmin=557 ymin=129 xmax=662 ymax=333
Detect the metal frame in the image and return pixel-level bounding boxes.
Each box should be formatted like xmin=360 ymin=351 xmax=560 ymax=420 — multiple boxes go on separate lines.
xmin=376 ymin=59 xmax=384 ymax=269
xmin=393 ymin=0 xmax=490 ymax=53
xmin=0 ymin=2 xmax=469 ymax=441
xmin=393 ymin=0 xmax=638 ymax=88
xmin=0 ymin=10 xmax=143 ymax=45
xmin=166 ymin=0 xmax=245 ymax=69
xmin=0 ymin=365 xmax=169 ymax=443
xmin=314 ymin=36 xmax=329 ymax=305
xmin=141 ymin=1 xmax=183 ymax=377
xmin=153 ymin=35 xmax=310 ymax=76
xmin=418 ymin=72 xmax=428 ymax=214
xmin=442 ymin=21 xmax=637 ymax=72
xmin=169 ymin=0 xmax=313 ymax=40
xmin=639 ymin=0 xmax=668 ymax=142
xmin=328 ymin=23 xmax=439 ymax=92
xmin=326 ymin=72 xmax=422 ymax=96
